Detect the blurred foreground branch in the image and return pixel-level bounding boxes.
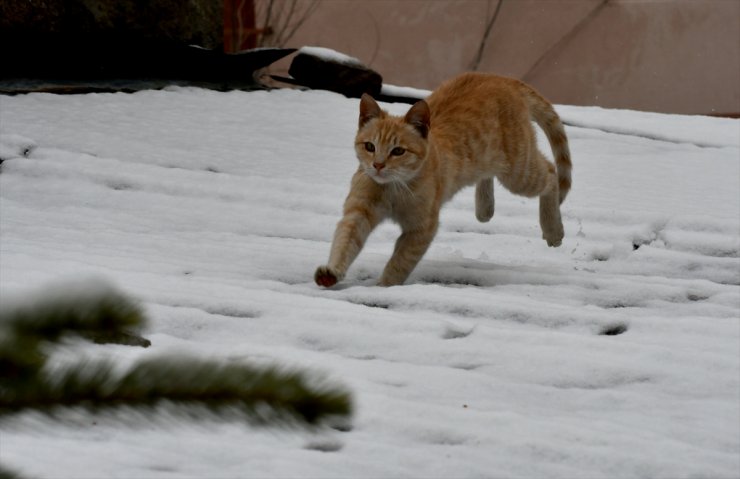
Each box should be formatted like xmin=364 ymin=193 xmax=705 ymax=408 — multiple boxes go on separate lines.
xmin=0 ymin=279 xmax=353 ymax=475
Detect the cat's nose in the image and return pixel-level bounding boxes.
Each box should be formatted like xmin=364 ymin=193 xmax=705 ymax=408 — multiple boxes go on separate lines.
xmin=373 ymin=162 xmax=385 ymax=171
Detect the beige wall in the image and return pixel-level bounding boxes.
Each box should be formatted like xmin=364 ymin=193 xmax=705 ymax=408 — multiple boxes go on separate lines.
xmin=270 ymin=0 xmax=739 ymax=115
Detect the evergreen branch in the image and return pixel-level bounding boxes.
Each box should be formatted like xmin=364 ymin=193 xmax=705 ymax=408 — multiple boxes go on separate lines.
xmin=0 ymin=282 xmax=146 ymax=343
xmin=0 ymin=334 xmax=46 ymax=382
xmin=78 ymin=330 xmax=151 ymax=348
xmin=1 ymin=281 xmax=149 ymax=382
xmin=0 ymin=279 xmax=353 ymax=433
xmin=0 ymin=465 xmax=27 ymax=479
xmin=1 ymin=356 xmax=353 ymax=427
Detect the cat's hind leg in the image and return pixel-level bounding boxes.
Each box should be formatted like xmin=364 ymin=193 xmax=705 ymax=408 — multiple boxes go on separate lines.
xmin=475 ymin=178 xmax=495 ymax=222
xmin=499 ymin=151 xmax=563 ymax=247
xmin=536 ymin=156 xmax=564 ymax=247
xmin=539 ymin=181 xmax=564 ymax=247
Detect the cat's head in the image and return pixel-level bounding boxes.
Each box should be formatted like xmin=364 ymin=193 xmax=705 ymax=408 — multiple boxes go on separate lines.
xmin=354 ymin=94 xmax=430 ymax=185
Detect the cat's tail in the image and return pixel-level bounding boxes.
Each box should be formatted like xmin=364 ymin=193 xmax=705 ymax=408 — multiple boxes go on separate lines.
xmin=523 ymin=86 xmax=572 ymax=204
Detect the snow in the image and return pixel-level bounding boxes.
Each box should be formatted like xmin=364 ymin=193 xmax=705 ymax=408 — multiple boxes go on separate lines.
xmin=298 ymin=46 xmax=362 ymax=66
xmin=556 ymin=105 xmax=740 ymax=149
xmin=380 ymin=84 xmax=430 ymax=100
xmin=1 ymin=87 xmax=739 ymax=478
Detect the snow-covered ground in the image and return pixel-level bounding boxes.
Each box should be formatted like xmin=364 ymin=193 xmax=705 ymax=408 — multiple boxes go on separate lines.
xmin=1 ymin=87 xmax=738 ymax=478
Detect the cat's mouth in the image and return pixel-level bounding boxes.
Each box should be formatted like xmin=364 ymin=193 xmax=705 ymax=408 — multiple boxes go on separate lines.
xmin=365 ymin=168 xmax=393 ymax=184
xmin=365 ymin=166 xmax=417 ymax=186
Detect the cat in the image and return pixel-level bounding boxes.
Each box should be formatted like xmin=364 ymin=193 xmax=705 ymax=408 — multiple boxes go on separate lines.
xmin=315 ymin=72 xmax=572 ymax=287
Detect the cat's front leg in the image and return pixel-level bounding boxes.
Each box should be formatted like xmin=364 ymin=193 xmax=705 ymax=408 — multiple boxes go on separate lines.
xmin=378 ymin=221 xmax=438 ymax=286
xmin=315 ymin=202 xmax=382 ymax=287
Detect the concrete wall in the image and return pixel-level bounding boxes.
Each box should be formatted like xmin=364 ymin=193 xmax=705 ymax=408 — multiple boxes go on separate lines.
xmin=275 ymin=0 xmax=739 ymax=115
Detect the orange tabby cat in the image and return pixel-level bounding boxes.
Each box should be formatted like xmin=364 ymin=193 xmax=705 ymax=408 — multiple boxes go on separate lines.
xmin=315 ymin=72 xmax=572 ymax=287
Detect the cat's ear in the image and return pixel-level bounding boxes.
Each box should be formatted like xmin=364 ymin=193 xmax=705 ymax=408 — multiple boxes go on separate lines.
xmin=404 ymin=100 xmax=430 ymax=138
xmin=359 ymin=93 xmax=382 ymax=128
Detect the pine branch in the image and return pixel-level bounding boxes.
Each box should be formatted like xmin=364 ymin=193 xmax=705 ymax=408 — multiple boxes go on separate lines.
xmin=0 ymin=279 xmax=353 ymax=430
xmin=78 ymin=330 xmax=151 ymax=348
xmin=1 ymin=281 xmax=149 ymax=382
xmin=0 ymin=465 xmax=27 ymax=479
xmin=0 ymin=282 xmax=146 ymax=343
xmin=1 ymin=356 xmax=352 ymax=427
xmin=1 ymin=280 xmax=354 ymax=478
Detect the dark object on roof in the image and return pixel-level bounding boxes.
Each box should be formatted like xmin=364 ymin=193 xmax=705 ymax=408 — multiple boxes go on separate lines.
xmin=0 ymin=31 xmax=295 ymax=94
xmin=281 ymin=51 xmax=383 ymax=99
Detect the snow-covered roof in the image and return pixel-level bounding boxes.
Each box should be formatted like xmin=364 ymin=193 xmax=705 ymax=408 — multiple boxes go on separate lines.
xmin=298 ymin=46 xmax=362 ymax=66
xmin=1 ymin=88 xmax=738 ymax=478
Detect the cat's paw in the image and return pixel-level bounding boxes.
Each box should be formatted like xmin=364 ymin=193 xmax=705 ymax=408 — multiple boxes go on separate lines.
xmin=475 ymin=202 xmax=494 ymax=223
xmin=377 ymin=274 xmax=405 ymax=287
xmin=542 ymin=221 xmax=564 ymax=247
xmin=543 ymin=229 xmax=564 ymax=247
xmin=315 ymin=266 xmax=340 ymax=287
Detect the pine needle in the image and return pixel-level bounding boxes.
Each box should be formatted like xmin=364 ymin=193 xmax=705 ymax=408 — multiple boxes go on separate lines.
xmin=1 ymin=356 xmax=352 ymax=427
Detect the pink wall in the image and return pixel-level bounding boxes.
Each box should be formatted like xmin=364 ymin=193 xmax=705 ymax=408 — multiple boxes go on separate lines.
xmin=270 ymin=0 xmax=739 ymax=115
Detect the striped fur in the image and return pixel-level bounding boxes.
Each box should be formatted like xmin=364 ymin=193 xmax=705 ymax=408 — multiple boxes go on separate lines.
xmin=316 ymin=73 xmax=572 ymax=287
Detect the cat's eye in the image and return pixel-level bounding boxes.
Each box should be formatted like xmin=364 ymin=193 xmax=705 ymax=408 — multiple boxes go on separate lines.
xmin=390 ymin=147 xmax=406 ymax=156
xmin=364 ymin=142 xmax=375 ymax=153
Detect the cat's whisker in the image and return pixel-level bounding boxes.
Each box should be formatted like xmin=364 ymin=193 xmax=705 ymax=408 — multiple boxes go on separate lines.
xmin=393 ymin=176 xmax=415 ymax=200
